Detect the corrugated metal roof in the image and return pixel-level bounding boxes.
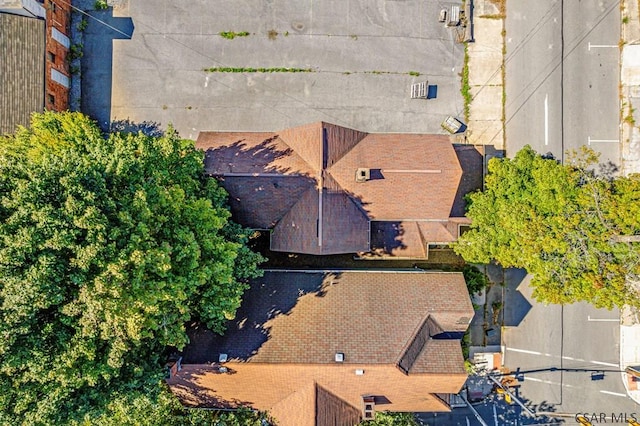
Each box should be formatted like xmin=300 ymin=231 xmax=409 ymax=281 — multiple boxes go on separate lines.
xmin=0 ymin=12 xmax=45 ymax=135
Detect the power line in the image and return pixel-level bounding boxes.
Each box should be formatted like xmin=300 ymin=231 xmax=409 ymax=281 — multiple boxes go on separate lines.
xmin=54 ymin=0 xmax=132 ymax=39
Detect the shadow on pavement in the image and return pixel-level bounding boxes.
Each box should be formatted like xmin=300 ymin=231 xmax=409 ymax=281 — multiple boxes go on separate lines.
xmin=503 ymin=268 xmax=532 ymax=327
xmin=416 ymin=386 xmax=564 ymax=425
xmin=81 ymin=9 xmax=133 ymax=131
xmin=110 ymin=118 xmax=163 ymax=137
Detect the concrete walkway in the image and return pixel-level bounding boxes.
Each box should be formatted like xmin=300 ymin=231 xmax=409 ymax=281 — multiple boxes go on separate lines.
xmin=466 ymin=0 xmax=505 ymax=149
xmin=620 ymin=0 xmax=640 ymax=406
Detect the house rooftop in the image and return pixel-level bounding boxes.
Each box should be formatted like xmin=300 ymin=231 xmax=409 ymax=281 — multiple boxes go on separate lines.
xmin=172 ymin=270 xmax=474 ymax=424
xmin=182 ymin=271 xmax=473 ymax=368
xmin=197 ymin=122 xmax=475 ymax=255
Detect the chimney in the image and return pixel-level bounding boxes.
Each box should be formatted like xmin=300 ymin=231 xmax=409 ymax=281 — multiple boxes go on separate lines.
xmin=355 ymin=168 xmax=370 ymax=183
xmin=362 ymin=395 xmax=376 ymax=419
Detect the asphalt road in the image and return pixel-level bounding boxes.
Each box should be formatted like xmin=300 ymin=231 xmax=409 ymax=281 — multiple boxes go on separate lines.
xmin=505 ymin=0 xmax=620 ymax=166
xmin=503 ymin=271 xmax=640 ymax=419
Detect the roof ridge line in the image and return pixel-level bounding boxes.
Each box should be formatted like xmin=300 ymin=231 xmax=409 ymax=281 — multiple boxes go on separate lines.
xmin=395 ymin=313 xmax=433 ymax=374
xmin=322 ymin=122 xmax=369 ymax=170
xmin=276 ymin=125 xmax=321 ymax=176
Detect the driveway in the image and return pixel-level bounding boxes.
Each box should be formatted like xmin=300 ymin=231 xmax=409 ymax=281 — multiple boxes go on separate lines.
xmin=82 ymin=0 xmax=466 ymax=139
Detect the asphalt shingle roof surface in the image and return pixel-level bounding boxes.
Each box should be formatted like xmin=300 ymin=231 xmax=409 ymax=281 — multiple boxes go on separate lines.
xmin=183 ymin=270 xmax=473 ymax=368
xmin=197 ymin=122 xmax=470 ymax=254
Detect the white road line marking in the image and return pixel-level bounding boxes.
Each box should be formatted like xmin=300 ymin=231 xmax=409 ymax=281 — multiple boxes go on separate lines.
xmin=589 ymin=360 xmax=619 ymax=367
xmin=588 ymin=136 xmax=619 ymax=145
xmin=599 ymin=390 xmax=628 ymax=397
xmin=588 ymin=42 xmax=618 ymax=50
xmin=587 ymin=315 xmax=619 ymax=322
xmin=507 ymin=348 xmax=546 ymax=356
xmin=505 ymin=348 xmax=619 ymax=367
xmin=544 ymin=94 xmax=549 ymax=146
xmin=524 ymin=377 xmax=578 ymax=388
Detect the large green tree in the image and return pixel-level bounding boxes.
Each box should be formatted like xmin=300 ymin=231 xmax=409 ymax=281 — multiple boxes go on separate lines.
xmin=0 ymin=112 xmax=263 ymax=424
xmin=454 ymin=145 xmax=640 ymax=309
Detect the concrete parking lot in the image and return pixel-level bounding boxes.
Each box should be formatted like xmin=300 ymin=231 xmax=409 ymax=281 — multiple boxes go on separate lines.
xmin=81 ymin=0 xmax=466 ymax=139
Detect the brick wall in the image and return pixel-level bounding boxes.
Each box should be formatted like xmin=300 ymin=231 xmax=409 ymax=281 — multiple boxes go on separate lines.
xmin=44 ymin=0 xmax=71 ymax=111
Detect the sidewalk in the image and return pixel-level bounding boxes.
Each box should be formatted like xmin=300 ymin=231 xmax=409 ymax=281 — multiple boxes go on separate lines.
xmin=615 ymin=0 xmax=640 ymax=405
xmin=466 ymin=0 xmax=505 ymax=149
xmin=468 ymin=264 xmax=505 ymax=350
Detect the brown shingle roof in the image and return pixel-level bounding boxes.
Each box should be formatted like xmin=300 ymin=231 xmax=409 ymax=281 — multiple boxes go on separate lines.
xmin=182 ymin=271 xmax=472 ymax=366
xmin=172 ymin=271 xmax=472 ymax=424
xmin=369 ymin=221 xmax=427 ymax=258
xmin=169 ymin=364 xmax=458 ymax=425
xmin=197 ymin=122 xmax=471 ymax=255
xmin=329 ymin=133 xmax=462 ymax=220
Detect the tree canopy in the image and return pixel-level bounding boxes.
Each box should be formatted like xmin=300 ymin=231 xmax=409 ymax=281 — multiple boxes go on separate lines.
xmin=454 ymin=145 xmax=640 ymax=309
xmin=0 ymin=112 xmax=264 ymax=424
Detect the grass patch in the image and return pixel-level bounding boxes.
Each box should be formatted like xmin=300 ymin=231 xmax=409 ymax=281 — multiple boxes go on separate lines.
xmin=67 ymin=43 xmax=84 ymax=61
xmin=479 ymin=14 xmax=504 ymax=19
xmin=267 ymin=29 xmax=279 ymax=40
xmin=461 ymin=328 xmax=471 ymax=359
xmin=624 ymin=105 xmax=636 ymax=125
xmin=203 ymin=67 xmax=422 ymax=76
xmin=461 ymin=43 xmax=471 ymax=122
xmin=501 ymin=22 xmax=507 ymax=142
xmin=219 ymin=31 xmax=250 ymax=40
xmin=204 ymin=67 xmax=314 ymax=73
xmin=77 ymin=17 xmax=88 ymax=32
xmin=94 ymin=0 xmax=108 ymax=10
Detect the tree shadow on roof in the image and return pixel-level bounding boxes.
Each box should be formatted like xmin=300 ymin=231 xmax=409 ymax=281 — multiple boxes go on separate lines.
xmin=200 ymin=135 xmax=307 ymax=176
xmin=200 ymin=137 xmax=318 ymax=229
xmin=369 ymin=221 xmax=408 ymax=255
xmin=181 ymin=272 xmax=343 ymax=364
xmin=168 ymin=365 xmax=254 ymax=409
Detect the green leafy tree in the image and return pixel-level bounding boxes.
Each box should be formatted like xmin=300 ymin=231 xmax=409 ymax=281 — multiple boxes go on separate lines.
xmin=76 ymin=383 xmax=270 ymax=426
xmin=360 ymin=412 xmax=419 ymax=425
xmin=454 ymin=145 xmax=640 ymax=309
xmin=462 ymin=265 xmax=489 ymax=295
xmin=0 ymin=112 xmax=263 ymax=425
